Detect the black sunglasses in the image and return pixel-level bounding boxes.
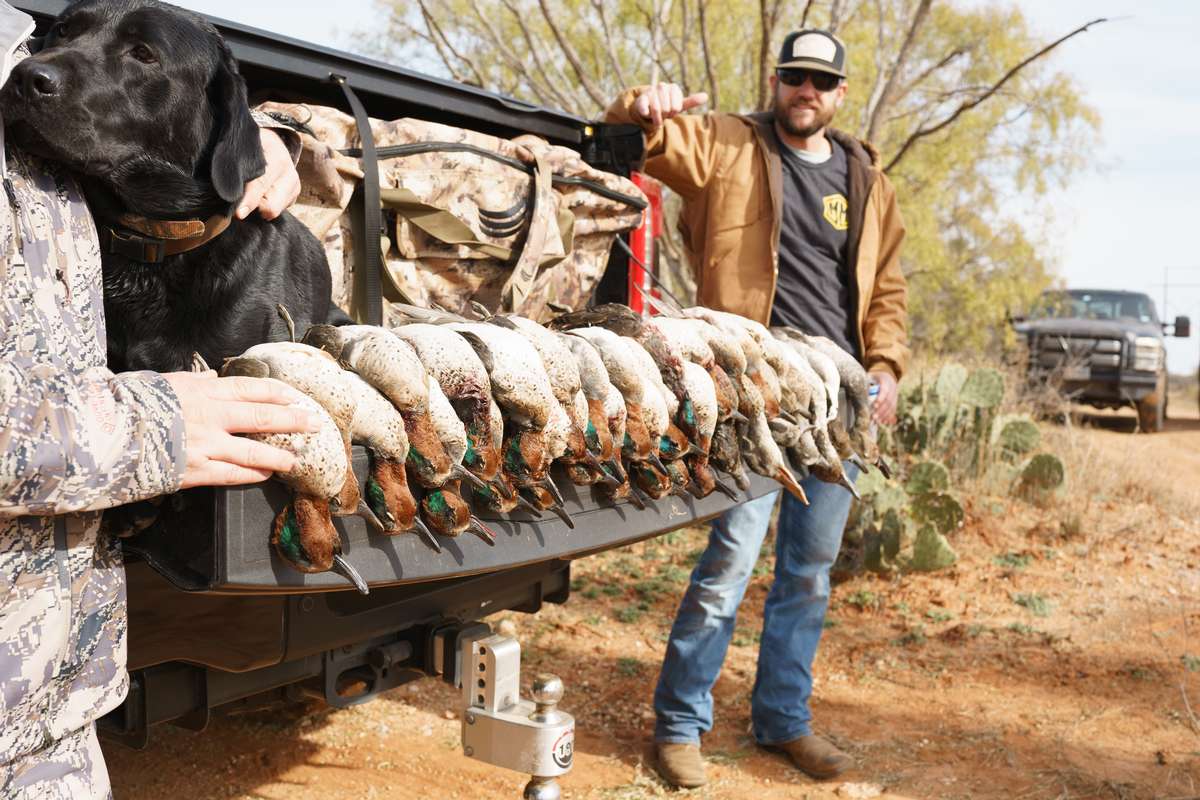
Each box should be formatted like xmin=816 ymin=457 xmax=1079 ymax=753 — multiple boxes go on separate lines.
xmin=776 ymin=68 xmax=842 ymax=92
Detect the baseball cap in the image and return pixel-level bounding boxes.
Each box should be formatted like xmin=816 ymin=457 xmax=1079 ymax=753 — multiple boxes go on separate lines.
xmin=776 ymin=30 xmax=847 ymax=78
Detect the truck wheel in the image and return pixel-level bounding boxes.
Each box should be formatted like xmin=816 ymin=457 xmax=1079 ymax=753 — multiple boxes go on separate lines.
xmin=1136 ymin=379 xmax=1165 ymax=433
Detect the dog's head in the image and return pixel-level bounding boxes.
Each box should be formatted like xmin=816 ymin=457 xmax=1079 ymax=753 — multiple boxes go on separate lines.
xmin=0 ymin=0 xmax=264 ymax=212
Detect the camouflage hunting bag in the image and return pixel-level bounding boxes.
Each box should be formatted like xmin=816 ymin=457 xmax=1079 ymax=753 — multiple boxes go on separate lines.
xmin=258 ymin=102 xmax=647 ymax=322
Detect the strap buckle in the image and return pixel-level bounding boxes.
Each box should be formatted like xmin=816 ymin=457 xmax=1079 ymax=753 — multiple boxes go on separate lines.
xmin=107 ymin=228 xmax=167 ymax=263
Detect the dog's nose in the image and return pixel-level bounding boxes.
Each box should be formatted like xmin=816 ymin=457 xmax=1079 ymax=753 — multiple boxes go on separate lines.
xmin=17 ymin=62 xmax=62 ymax=99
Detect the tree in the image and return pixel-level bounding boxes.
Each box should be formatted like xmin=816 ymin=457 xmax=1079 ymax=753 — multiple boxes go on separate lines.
xmin=361 ymin=0 xmax=1101 ymax=356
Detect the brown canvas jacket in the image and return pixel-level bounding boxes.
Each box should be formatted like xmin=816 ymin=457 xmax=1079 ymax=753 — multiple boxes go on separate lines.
xmin=605 ymin=89 xmax=910 ymax=379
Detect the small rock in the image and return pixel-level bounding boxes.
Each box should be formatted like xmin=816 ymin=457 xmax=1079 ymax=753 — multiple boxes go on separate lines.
xmin=443 ymin=710 xmax=457 ymax=720
xmin=837 ymin=783 xmax=884 ymax=799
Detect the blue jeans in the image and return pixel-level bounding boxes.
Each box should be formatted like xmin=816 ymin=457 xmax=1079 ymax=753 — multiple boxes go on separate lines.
xmin=653 ymin=465 xmax=858 ymax=746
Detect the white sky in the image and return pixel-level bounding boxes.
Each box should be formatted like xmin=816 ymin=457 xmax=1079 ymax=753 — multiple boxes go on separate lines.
xmin=176 ymin=0 xmax=1200 ymax=372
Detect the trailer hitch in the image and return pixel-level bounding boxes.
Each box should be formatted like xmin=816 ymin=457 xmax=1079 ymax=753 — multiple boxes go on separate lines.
xmin=441 ymin=629 xmax=575 ymax=799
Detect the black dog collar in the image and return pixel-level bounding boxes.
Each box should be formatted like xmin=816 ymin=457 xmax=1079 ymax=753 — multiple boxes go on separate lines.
xmin=101 ymin=212 xmax=233 ymax=263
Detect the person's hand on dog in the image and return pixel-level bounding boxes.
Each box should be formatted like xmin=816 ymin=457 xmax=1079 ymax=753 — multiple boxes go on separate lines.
xmin=164 ymin=371 xmax=321 ymax=489
xmin=237 ymin=129 xmax=301 ymax=221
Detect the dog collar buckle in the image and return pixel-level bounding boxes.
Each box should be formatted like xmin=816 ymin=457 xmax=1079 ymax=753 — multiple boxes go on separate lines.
xmin=106 ymin=228 xmax=166 ymax=263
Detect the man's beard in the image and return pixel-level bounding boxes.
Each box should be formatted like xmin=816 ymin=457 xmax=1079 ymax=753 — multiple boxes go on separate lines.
xmin=773 ymin=95 xmax=837 ymax=138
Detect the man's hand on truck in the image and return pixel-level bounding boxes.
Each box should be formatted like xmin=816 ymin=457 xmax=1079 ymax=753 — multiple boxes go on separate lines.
xmin=631 ymin=82 xmax=708 ymax=129
xmin=164 ymin=371 xmax=320 ymax=488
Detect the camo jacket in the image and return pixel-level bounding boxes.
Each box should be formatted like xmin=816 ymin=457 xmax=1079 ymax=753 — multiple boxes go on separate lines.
xmin=0 ymin=135 xmax=186 ymax=781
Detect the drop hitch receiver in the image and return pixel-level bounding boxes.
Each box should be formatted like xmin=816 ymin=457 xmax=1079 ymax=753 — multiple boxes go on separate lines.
xmin=456 ymin=631 xmax=575 ymax=799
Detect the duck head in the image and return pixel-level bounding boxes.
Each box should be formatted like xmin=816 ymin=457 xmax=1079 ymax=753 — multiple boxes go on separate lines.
xmin=402 ymin=410 xmax=453 ymax=488
xmin=272 ymin=495 xmax=367 ymax=594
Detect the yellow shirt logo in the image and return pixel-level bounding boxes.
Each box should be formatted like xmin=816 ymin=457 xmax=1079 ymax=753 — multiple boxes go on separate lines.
xmin=822 ymin=193 xmax=848 ymax=231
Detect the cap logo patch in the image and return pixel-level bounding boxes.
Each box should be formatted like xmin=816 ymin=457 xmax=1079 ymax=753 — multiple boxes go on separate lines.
xmin=793 ymin=33 xmax=836 ymax=61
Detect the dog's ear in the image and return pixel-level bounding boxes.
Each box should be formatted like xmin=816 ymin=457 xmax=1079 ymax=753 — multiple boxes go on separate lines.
xmin=208 ymin=44 xmax=265 ymax=203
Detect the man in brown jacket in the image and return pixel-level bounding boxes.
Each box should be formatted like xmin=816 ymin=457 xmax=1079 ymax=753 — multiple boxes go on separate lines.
xmin=606 ymin=29 xmax=908 ymax=787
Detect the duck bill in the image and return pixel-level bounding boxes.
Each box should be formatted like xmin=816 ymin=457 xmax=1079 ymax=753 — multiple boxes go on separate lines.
xmin=838 ymin=473 xmax=862 ymax=501
xmin=774 ymin=466 xmax=810 ymax=505
xmin=875 ymin=455 xmax=893 ymax=480
xmin=647 ymin=453 xmax=668 ymax=475
xmin=546 ymin=503 xmax=576 ymax=530
xmin=468 ymin=516 xmax=498 ymax=546
xmin=605 ymin=458 xmax=628 ymax=484
xmin=538 ymin=476 xmax=566 ymax=508
xmin=452 ymin=464 xmax=491 ymax=494
xmin=409 ymin=516 xmax=443 ymax=553
xmin=514 ymin=494 xmax=545 ymax=517
xmin=331 ymin=554 xmax=369 ymax=596
xmin=354 ymin=498 xmax=388 ymax=534
xmin=713 ymin=475 xmax=740 ymax=501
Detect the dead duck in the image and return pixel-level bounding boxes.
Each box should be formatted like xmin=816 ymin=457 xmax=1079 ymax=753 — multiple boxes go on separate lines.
xmin=389 ymin=322 xmax=507 ymax=493
xmin=680 ymin=361 xmax=738 ymax=500
xmin=560 ymin=332 xmax=625 ymax=485
xmin=342 ymin=367 xmax=440 ymax=552
xmin=219 ymin=360 xmax=368 ymax=594
xmin=234 ymin=342 xmax=385 ymax=533
xmin=496 ymin=315 xmax=616 ymax=487
xmin=301 ymin=325 xmax=454 ymax=491
xmin=420 ymin=375 xmax=498 ymax=545
xmin=547 ymin=304 xmax=702 ymax=444
xmin=567 ymin=328 xmax=664 ymax=472
xmin=735 ymin=370 xmax=809 ymax=505
xmin=780 ymin=329 xmax=884 ymax=472
xmin=445 ymin=321 xmax=565 ymax=511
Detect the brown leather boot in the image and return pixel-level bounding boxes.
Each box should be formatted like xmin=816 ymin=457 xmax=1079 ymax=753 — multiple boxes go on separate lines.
xmin=763 ymin=734 xmax=852 ymax=780
xmin=654 ymin=742 xmax=707 ymax=788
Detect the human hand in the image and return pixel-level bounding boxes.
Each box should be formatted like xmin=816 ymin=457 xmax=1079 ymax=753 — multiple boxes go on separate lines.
xmin=164 ymin=371 xmax=320 ymax=489
xmin=236 ymin=129 xmax=300 ymax=221
xmin=632 ymin=83 xmax=708 ymax=129
xmin=869 ymin=370 xmax=899 ymax=426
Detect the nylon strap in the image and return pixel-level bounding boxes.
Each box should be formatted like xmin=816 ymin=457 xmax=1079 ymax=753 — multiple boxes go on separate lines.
xmin=332 ymin=74 xmax=387 ymax=324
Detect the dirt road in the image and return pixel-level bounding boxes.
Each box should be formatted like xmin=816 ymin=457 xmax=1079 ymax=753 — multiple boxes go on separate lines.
xmin=104 ymin=413 xmax=1200 ymax=799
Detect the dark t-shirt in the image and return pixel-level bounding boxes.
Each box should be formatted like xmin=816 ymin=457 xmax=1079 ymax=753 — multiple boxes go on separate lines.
xmin=768 ymin=131 xmax=860 ymax=359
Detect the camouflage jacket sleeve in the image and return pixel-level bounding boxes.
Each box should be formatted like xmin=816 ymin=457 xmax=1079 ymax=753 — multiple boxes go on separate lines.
xmin=0 ymin=149 xmax=186 ymax=518
xmin=0 ymin=363 xmax=186 ymax=517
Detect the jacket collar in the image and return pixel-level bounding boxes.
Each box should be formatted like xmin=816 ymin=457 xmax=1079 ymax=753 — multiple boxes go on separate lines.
xmin=741 ymin=111 xmax=879 ymax=171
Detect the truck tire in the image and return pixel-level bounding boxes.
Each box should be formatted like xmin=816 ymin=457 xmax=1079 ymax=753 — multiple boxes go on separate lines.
xmin=1136 ymin=378 xmax=1165 ymax=433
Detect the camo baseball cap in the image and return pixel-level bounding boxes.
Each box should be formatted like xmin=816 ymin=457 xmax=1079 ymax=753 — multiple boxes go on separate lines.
xmin=776 ymin=29 xmax=847 ymax=78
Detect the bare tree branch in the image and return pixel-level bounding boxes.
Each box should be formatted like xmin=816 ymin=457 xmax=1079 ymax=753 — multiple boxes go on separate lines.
xmin=756 ymin=0 xmax=784 ymax=110
xmin=891 ymin=46 xmax=969 ymax=108
xmin=589 ymin=0 xmax=629 ymax=89
xmin=883 ymin=17 xmax=1108 ymax=173
xmin=799 ymin=0 xmax=816 ymax=28
xmin=498 ymin=0 xmax=582 ymax=111
xmin=697 ymin=0 xmax=721 ymax=111
xmin=865 ymin=0 xmax=934 ymax=142
xmin=858 ymin=0 xmax=889 ymax=137
xmin=536 ymin=0 xmax=609 ymax=110
xmin=414 ymin=0 xmax=478 ymax=85
xmin=648 ymin=0 xmax=675 ymax=85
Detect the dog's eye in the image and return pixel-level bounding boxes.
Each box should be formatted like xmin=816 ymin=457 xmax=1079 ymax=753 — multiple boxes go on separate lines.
xmin=130 ymin=44 xmax=158 ymax=64
xmin=52 ymin=21 xmax=70 ymax=39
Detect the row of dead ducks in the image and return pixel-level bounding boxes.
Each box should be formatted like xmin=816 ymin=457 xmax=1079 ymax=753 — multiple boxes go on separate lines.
xmin=222 ymin=302 xmax=888 ymax=594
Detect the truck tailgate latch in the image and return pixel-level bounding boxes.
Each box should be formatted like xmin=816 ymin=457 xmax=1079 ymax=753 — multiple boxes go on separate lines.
xmin=460 ymin=633 xmax=574 ymax=799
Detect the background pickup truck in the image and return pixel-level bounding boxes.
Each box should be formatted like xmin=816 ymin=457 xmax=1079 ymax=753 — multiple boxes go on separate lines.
xmin=1012 ymin=288 xmax=1190 ymax=432
xmin=15 ymin=0 xmax=777 ymax=749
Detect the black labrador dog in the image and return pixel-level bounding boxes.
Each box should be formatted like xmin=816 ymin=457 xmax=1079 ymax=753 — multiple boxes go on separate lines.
xmin=0 ymin=0 xmax=343 ymax=373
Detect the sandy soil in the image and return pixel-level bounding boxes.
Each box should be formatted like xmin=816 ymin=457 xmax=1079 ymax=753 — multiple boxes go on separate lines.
xmin=104 ymin=407 xmax=1200 ymax=800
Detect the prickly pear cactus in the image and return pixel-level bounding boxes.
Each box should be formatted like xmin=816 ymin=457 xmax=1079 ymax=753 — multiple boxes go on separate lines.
xmin=1012 ymin=455 xmax=1070 ymax=501
xmin=935 ymin=363 xmax=968 ymax=402
xmin=960 ymin=368 xmax=1005 ymax=409
xmin=908 ymin=524 xmax=958 ymax=572
xmin=995 ymin=416 xmax=1041 ymax=456
xmin=912 ymin=491 xmax=965 ymax=534
xmin=905 ymin=461 xmax=950 ymax=495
